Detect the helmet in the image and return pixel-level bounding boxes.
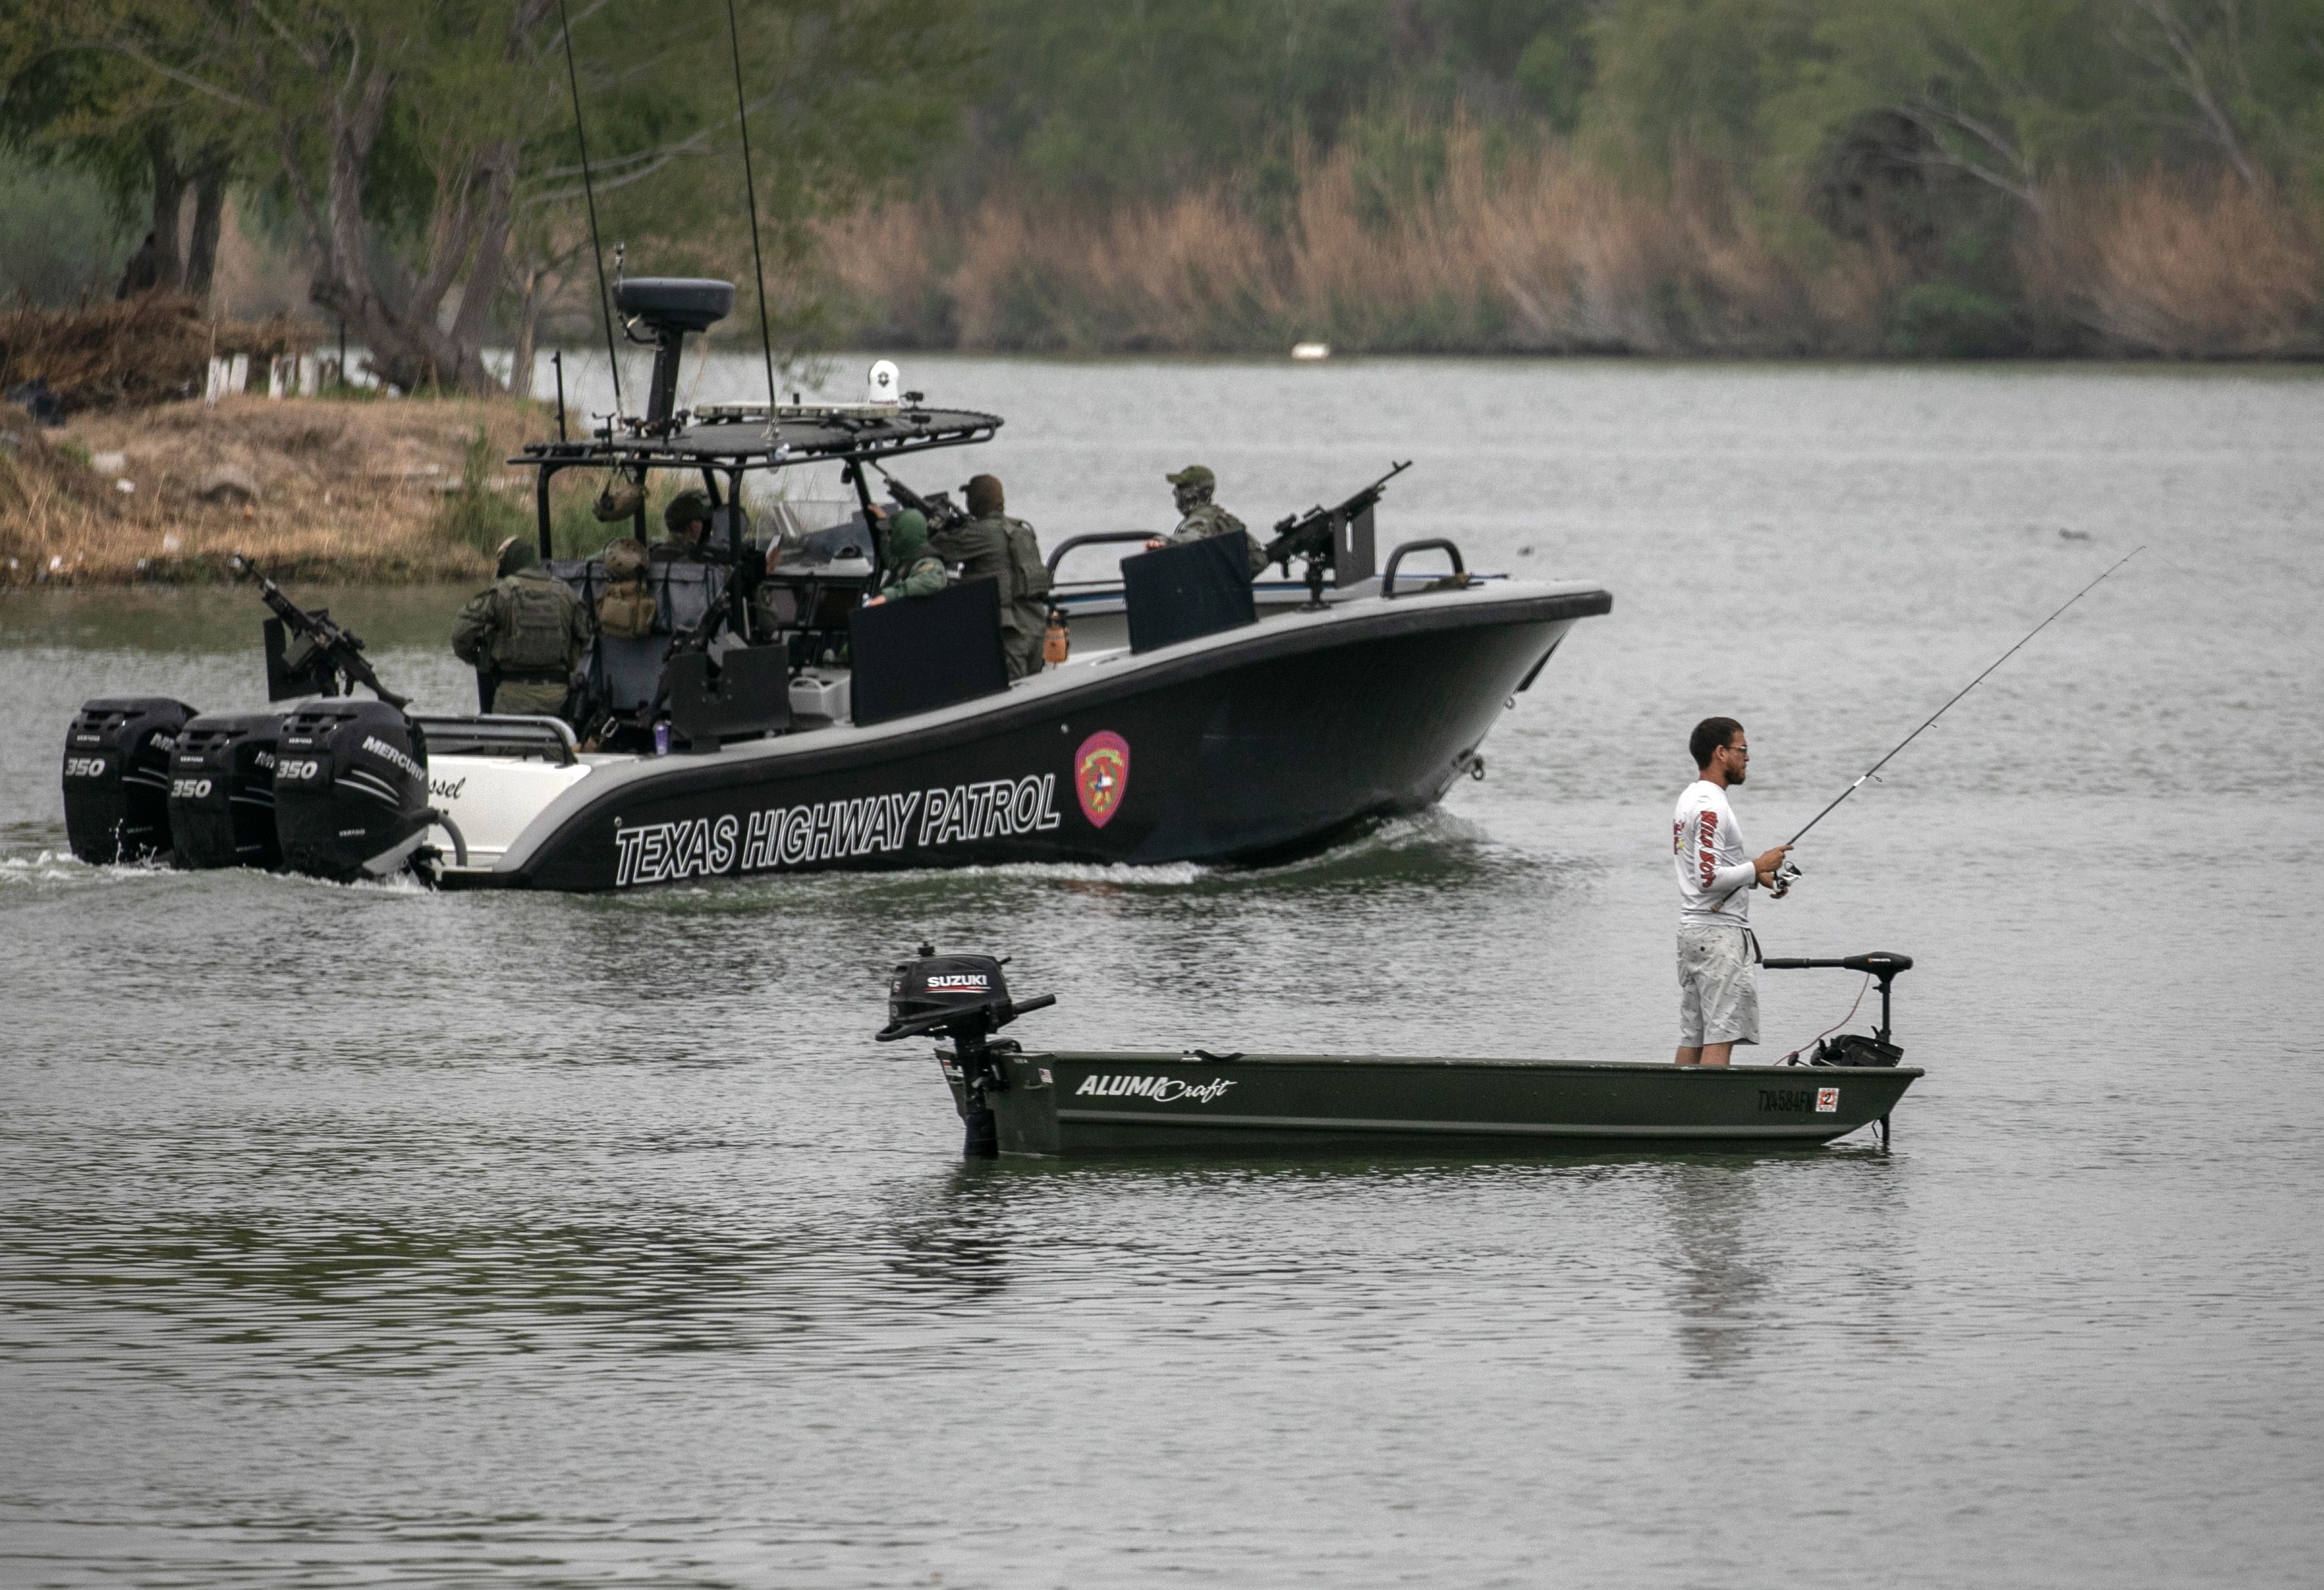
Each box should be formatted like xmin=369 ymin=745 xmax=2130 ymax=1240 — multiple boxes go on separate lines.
xmin=1165 ymin=464 xmax=1215 ymax=491
xmin=664 ymin=489 xmax=714 ymax=538
xmin=494 ymin=536 xmax=539 ymax=577
xmin=591 ymin=475 xmax=646 ymax=522
xmin=964 ymin=474 xmax=1005 ymax=516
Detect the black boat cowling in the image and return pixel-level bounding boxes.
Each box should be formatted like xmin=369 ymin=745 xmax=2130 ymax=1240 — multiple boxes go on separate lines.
xmin=62 ymin=697 xmax=198 ymax=865
xmin=165 ymin=712 xmax=284 ymax=870
xmin=272 ymin=700 xmax=436 ymax=881
xmin=878 ymin=944 xmax=1056 ymax=1159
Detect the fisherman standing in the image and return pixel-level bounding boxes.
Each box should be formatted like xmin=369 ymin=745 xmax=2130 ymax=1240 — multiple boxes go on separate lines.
xmin=926 ymin=473 xmax=1051 ymax=679
xmin=452 ymin=536 xmax=593 ymax=717
xmin=863 ymin=509 xmax=946 ymax=606
xmin=1673 ymin=716 xmax=1792 ymax=1067
xmin=1158 ymin=463 xmax=1267 ymax=575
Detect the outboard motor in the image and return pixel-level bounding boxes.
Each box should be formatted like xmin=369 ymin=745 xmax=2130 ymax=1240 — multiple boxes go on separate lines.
xmin=272 ymin=699 xmax=433 ymax=881
xmin=876 ymin=944 xmax=1055 ymax=1157
xmin=165 ymin=712 xmax=284 ymax=870
xmin=62 ymin=697 xmax=198 ymax=864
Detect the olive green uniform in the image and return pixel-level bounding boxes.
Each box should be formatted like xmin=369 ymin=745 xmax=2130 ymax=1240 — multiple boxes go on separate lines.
xmin=452 ymin=565 xmax=593 ymax=716
xmin=927 ymin=511 xmax=1052 ymax=679
xmin=1167 ymin=501 xmax=1267 ymax=574
xmin=878 ymin=554 xmax=948 ymax=600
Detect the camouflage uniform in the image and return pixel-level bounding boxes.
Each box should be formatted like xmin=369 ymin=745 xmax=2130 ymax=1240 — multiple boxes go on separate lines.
xmin=1164 ymin=463 xmax=1266 ymax=575
xmin=928 ymin=475 xmax=1051 ymax=679
xmin=452 ymin=537 xmax=593 ymax=717
xmin=875 ymin=509 xmax=948 ymax=601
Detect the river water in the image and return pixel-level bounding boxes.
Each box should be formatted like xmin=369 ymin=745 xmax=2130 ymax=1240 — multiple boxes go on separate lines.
xmin=4 ymin=356 xmax=2321 ymax=1587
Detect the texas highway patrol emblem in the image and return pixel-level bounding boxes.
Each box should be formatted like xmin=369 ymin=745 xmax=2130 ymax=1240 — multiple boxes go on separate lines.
xmin=1074 ymin=731 xmax=1129 ymax=828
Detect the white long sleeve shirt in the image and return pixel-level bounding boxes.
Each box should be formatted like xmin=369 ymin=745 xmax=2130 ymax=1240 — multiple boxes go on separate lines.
xmin=1673 ymin=779 xmax=1758 ymax=928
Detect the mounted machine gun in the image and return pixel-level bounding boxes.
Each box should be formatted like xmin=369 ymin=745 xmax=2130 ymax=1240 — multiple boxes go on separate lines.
xmin=1261 ymin=460 xmax=1411 ymax=607
xmin=230 ymin=554 xmax=408 ymax=709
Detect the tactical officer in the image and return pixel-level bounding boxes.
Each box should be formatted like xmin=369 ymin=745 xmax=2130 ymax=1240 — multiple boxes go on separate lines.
xmin=452 ymin=536 xmax=593 ymax=717
xmin=651 ymin=490 xmax=716 ymax=562
xmin=1158 ymin=463 xmax=1267 ymax=575
xmin=864 ymin=509 xmax=946 ymax=606
xmin=926 ymin=473 xmax=1052 ymax=679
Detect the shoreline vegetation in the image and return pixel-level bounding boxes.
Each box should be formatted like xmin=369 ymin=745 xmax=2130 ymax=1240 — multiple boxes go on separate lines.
xmin=814 ymin=131 xmax=2322 ymax=360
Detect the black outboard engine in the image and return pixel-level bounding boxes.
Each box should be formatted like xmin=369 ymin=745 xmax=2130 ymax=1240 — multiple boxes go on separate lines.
xmin=272 ymin=700 xmax=434 ymax=881
xmin=62 ymin=697 xmax=198 ymax=865
xmin=165 ymin=712 xmax=284 ymax=870
xmin=876 ymin=944 xmax=1056 ymax=1157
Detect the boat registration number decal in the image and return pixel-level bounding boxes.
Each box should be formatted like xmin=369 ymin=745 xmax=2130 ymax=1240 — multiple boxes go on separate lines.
xmin=1073 ymin=1073 xmax=1236 ymax=1104
xmin=1758 ymin=1087 xmax=1841 ymax=1114
xmin=612 ymin=774 xmax=1063 ymax=888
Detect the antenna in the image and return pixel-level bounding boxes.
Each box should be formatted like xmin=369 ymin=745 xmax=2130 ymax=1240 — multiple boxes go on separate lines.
xmin=555 ymin=0 xmax=625 ymax=420
xmin=724 ymin=0 xmax=781 ymax=431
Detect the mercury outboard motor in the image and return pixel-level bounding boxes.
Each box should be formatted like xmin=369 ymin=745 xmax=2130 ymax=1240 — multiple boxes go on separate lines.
xmin=876 ymin=944 xmax=1055 ymax=1157
xmin=272 ymin=700 xmax=433 ymax=881
xmin=165 ymin=712 xmax=284 ymax=870
xmin=62 ymin=697 xmax=198 ymax=864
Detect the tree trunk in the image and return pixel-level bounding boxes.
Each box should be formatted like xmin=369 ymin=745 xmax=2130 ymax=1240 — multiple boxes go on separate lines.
xmin=185 ymin=156 xmax=231 ymax=299
xmin=145 ymin=129 xmax=185 ymax=290
xmin=510 ymin=263 xmax=545 ymax=403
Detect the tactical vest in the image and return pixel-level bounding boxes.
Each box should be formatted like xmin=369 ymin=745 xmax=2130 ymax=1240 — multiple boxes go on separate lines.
xmin=494 ymin=573 xmax=576 ymax=672
xmin=595 ymin=538 xmax=656 ymax=639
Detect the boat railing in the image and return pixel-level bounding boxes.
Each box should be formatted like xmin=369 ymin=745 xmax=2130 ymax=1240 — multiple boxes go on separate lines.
xmin=413 ymin=714 xmax=579 ymax=765
xmin=1046 ymin=530 xmax=1158 ymax=581
xmin=1379 ymin=538 xmax=1467 ymax=599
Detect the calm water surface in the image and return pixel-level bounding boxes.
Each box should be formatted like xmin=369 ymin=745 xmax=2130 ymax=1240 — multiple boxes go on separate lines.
xmin=3 ymin=358 xmax=2321 ymax=1586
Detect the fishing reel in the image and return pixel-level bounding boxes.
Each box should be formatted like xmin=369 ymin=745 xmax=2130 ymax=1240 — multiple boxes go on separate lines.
xmin=1769 ymin=859 xmax=1802 ymax=899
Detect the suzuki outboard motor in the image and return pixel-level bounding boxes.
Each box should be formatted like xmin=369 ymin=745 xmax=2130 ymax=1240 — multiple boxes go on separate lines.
xmin=62 ymin=697 xmax=198 ymax=864
xmin=272 ymin=700 xmax=432 ymax=881
xmin=165 ymin=712 xmax=284 ymax=870
xmin=876 ymin=944 xmax=1055 ymax=1157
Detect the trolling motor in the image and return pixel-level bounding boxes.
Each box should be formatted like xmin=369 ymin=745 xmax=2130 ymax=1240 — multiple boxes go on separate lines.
xmin=875 ymin=944 xmax=1056 ymax=1157
xmin=1762 ymin=950 xmax=1913 ymax=1067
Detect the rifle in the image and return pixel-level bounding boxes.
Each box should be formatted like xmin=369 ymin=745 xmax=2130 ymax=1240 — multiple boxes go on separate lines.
xmin=230 ymin=555 xmax=409 ymax=709
xmin=1260 ymin=460 xmax=1411 ymax=606
xmin=871 ymin=463 xmax=970 ymax=535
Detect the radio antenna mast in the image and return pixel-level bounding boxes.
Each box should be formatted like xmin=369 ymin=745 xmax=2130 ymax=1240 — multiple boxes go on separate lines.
xmin=1787 ymin=546 xmax=2143 ymax=847
xmin=555 ymin=0 xmax=624 ymax=419
xmin=724 ymin=0 xmax=781 ymax=431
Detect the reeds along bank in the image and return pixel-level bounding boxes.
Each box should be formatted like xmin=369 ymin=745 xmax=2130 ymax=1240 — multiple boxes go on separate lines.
xmin=815 ymin=128 xmax=2323 ymax=360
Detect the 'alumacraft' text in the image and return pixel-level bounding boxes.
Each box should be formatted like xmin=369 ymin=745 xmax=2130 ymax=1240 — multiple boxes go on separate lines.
xmin=613 ymin=774 xmax=1062 ymax=888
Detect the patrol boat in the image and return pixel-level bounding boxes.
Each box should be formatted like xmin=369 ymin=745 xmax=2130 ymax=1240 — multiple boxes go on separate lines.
xmin=878 ymin=946 xmax=1924 ymax=1158
xmin=58 ymin=277 xmax=1610 ymax=892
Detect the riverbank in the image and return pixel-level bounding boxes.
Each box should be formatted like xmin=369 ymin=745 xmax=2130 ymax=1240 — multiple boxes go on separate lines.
xmin=0 ymin=394 xmax=558 ymax=587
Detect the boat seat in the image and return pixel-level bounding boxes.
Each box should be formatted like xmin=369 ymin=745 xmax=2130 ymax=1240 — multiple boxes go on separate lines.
xmin=595 ymin=634 xmax=668 ymax=714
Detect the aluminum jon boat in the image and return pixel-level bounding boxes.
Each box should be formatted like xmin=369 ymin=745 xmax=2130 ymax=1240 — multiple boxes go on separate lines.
xmin=877 ymin=947 xmax=1925 ymax=1159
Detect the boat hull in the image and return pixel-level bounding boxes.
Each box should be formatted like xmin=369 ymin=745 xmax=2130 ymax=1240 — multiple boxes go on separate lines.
xmin=445 ymin=582 xmax=1607 ymax=891
xmin=945 ymin=1049 xmax=1922 ymax=1156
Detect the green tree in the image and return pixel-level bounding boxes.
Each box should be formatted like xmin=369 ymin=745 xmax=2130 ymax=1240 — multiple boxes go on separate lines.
xmin=66 ymin=0 xmax=966 ymax=392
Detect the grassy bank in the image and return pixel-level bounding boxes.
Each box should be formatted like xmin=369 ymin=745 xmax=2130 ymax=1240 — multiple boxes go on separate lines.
xmin=0 ymin=394 xmax=553 ymax=587
xmin=817 ymin=130 xmax=2322 ymax=358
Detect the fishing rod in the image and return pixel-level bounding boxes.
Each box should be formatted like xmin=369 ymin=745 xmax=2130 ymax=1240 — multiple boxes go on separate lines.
xmin=1773 ymin=546 xmax=2143 ymax=890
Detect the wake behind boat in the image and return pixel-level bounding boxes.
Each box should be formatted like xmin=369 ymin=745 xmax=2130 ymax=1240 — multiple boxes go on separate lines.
xmin=59 ymin=277 xmax=1608 ymax=892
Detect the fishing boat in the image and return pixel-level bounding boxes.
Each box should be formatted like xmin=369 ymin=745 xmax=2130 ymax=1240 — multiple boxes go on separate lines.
xmin=58 ymin=277 xmax=1610 ymax=892
xmin=877 ymin=947 xmax=1924 ymax=1158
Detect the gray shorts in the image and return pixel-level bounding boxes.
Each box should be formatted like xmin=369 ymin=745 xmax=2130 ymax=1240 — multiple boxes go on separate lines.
xmin=1677 ymin=924 xmax=1759 ymax=1046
